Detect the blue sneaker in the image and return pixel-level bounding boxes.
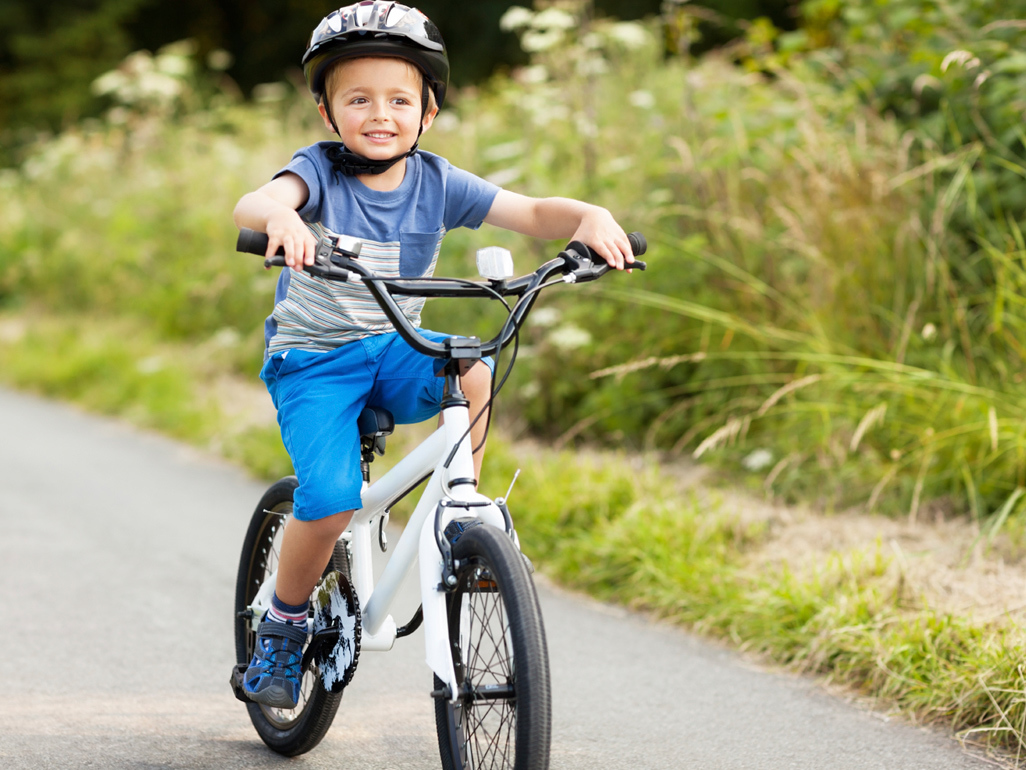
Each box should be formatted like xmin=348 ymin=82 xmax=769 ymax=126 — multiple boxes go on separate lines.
xmin=243 ymin=619 xmax=307 ymax=709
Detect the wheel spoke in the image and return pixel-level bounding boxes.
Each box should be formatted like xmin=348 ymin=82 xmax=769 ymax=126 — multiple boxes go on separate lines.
xmin=436 ymin=526 xmax=549 ymax=770
xmin=247 ymin=502 xmax=319 ymax=729
xmin=453 ymin=560 xmax=519 ymax=768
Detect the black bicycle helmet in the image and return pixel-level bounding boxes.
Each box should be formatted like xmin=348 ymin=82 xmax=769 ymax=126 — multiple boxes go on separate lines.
xmin=303 ymin=1 xmax=449 ymax=109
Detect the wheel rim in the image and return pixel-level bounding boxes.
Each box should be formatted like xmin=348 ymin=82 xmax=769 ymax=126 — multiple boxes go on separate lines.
xmin=244 ymin=501 xmax=319 ymax=727
xmin=452 ymin=562 xmax=517 ymax=768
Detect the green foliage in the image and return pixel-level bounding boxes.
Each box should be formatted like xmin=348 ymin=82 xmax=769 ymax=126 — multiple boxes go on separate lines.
xmin=0 ymin=0 xmax=146 ymax=140
xmin=420 ymin=3 xmax=1026 ymax=520
xmin=0 ymin=316 xmax=204 ymax=439
xmin=0 ymin=0 xmax=672 ymax=161
xmin=791 ymin=0 xmax=1026 ymax=230
xmin=0 ymin=313 xmax=294 ymax=477
xmin=482 ymin=438 xmax=1026 ymax=753
xmin=3 ymin=1 xmax=1026 ymax=523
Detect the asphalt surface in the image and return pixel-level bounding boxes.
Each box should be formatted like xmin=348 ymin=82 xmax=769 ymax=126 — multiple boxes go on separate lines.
xmin=0 ymin=387 xmax=1001 ymax=769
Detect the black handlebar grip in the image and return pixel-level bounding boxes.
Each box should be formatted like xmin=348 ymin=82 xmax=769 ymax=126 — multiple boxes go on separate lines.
xmin=236 ymin=228 xmax=285 ymax=257
xmin=627 ymin=231 xmax=647 ymax=257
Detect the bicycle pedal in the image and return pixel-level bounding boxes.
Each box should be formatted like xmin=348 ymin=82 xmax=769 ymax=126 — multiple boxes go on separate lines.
xmin=230 ymin=664 xmax=254 ymax=704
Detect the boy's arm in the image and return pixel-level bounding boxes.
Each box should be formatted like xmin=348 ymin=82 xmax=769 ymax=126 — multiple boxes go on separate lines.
xmin=482 ymin=190 xmax=635 ymax=269
xmin=233 ymin=172 xmax=319 ymax=271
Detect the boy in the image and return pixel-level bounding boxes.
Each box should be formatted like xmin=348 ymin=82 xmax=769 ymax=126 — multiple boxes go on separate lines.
xmin=233 ymin=0 xmax=634 ymax=709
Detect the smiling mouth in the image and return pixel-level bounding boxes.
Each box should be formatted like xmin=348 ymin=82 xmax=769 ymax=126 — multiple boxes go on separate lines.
xmin=365 ymin=132 xmax=397 ymax=140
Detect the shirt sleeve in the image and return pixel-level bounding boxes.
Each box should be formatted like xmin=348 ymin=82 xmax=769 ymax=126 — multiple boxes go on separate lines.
xmin=272 ymin=145 xmax=325 ymax=222
xmin=442 ymin=163 xmax=501 ymax=232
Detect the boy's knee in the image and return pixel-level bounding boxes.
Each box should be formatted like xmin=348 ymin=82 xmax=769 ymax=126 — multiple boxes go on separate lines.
xmin=464 ymin=362 xmax=491 ymax=400
xmin=292 ymin=509 xmax=353 ymax=538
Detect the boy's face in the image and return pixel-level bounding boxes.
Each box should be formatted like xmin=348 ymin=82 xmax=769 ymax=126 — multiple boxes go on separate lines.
xmin=319 ymin=57 xmax=437 ymax=160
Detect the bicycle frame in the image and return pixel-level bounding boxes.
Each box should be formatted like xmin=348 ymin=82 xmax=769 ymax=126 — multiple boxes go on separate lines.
xmin=235 ymin=225 xmax=647 ymax=710
xmin=246 ymin=382 xmax=507 ymax=704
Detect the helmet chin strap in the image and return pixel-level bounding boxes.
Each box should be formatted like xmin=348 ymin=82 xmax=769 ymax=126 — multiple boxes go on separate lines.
xmin=324 ymin=81 xmax=430 ymax=178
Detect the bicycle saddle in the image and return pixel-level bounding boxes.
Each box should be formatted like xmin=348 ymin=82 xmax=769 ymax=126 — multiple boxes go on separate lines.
xmin=357 ymin=407 xmax=394 ymax=439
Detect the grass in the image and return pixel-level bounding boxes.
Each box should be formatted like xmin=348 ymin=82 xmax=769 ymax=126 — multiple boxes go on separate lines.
xmin=0 ymin=313 xmax=293 ymax=479
xmin=481 ymin=437 xmax=1026 ymax=757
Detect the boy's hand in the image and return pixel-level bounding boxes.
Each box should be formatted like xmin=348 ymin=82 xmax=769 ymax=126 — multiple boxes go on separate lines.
xmin=571 ymin=207 xmax=635 ymax=271
xmin=266 ymin=209 xmax=319 ymax=272
xmin=233 ymin=173 xmax=316 ymax=273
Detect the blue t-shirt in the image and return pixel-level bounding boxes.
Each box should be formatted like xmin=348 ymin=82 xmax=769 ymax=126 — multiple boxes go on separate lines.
xmin=264 ymin=143 xmax=500 ymax=354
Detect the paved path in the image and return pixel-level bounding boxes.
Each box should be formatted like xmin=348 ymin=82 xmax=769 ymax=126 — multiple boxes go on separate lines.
xmin=0 ymin=388 xmax=999 ymax=768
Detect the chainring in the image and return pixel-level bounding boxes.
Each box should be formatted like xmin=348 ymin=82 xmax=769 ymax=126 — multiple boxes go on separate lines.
xmin=311 ymin=570 xmax=362 ymax=693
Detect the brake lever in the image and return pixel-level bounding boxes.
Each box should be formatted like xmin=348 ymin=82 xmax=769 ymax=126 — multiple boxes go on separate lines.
xmin=262 ymin=254 xmax=351 ymax=281
xmin=559 ymin=241 xmax=648 ymax=284
xmin=263 ymin=234 xmax=363 ymax=282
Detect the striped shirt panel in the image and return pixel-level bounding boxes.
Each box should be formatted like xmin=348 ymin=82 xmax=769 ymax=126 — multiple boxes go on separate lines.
xmin=266 ymin=232 xmax=443 ymax=354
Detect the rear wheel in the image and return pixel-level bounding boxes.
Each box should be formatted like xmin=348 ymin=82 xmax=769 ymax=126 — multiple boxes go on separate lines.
xmin=434 ymin=525 xmax=551 ymax=770
xmin=234 ymin=477 xmax=349 ymax=756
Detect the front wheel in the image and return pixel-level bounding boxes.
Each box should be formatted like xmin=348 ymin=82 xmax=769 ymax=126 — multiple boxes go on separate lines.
xmin=234 ymin=476 xmax=349 ymax=756
xmin=434 ymin=525 xmax=551 ymax=770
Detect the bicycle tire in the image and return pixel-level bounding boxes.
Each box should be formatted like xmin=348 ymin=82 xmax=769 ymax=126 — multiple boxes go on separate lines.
xmin=234 ymin=476 xmax=349 ymax=756
xmin=434 ymin=525 xmax=551 ymax=770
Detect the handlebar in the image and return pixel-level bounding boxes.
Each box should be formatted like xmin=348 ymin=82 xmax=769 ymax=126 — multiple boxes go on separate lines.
xmin=236 ymin=227 xmax=648 ymax=360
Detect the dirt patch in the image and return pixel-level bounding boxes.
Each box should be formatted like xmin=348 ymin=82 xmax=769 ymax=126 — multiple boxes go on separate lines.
xmin=710 ymin=484 xmax=1026 ymax=625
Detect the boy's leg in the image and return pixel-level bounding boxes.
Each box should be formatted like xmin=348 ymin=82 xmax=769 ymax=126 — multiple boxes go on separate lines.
xmin=367 ymin=331 xmax=495 ymax=482
xmin=247 ymin=344 xmax=374 ymax=708
xmin=274 ymin=510 xmax=354 ymax=606
xmin=455 ymin=360 xmax=491 ymax=480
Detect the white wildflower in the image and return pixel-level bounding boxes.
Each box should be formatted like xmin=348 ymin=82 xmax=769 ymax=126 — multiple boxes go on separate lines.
xmin=499 ymin=6 xmax=534 ymax=32
xmin=92 ymin=70 xmax=129 ymax=97
xmin=742 ymin=448 xmax=774 ymax=471
xmin=253 ymin=82 xmax=288 ymax=103
xmin=530 ymin=307 xmax=561 ymax=328
xmin=629 ymin=90 xmax=656 ymax=109
xmin=156 ymin=53 xmax=191 ymax=78
xmin=548 ymin=324 xmax=591 ymax=350
xmin=576 ymin=55 xmax=608 ymax=77
xmin=515 ymin=65 xmax=549 ymax=85
xmin=521 ymin=29 xmax=564 ymax=53
xmin=606 ymin=22 xmax=650 ymax=50
xmin=532 ymin=8 xmax=577 ymax=30
xmin=207 ymin=49 xmax=233 ymax=71
xmin=138 ymin=71 xmax=182 ymax=101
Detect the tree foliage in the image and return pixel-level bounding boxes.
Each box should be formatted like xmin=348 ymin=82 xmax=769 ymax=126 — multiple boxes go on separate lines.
xmin=0 ymin=0 xmax=681 ymax=147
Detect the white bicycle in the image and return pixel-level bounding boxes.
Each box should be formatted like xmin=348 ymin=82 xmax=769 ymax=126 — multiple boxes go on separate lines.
xmin=230 ymin=226 xmax=647 ymax=768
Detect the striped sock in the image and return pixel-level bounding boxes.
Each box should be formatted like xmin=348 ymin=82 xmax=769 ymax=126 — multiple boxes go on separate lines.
xmin=267 ymin=592 xmax=309 ymax=632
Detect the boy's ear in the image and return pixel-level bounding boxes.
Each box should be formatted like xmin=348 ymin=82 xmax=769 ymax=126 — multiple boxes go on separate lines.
xmin=420 ymin=105 xmax=439 ymax=133
xmin=317 ymin=102 xmax=337 ymax=134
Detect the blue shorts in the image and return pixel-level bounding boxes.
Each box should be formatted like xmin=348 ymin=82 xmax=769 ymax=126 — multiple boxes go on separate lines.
xmin=260 ymin=330 xmax=488 ymax=521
